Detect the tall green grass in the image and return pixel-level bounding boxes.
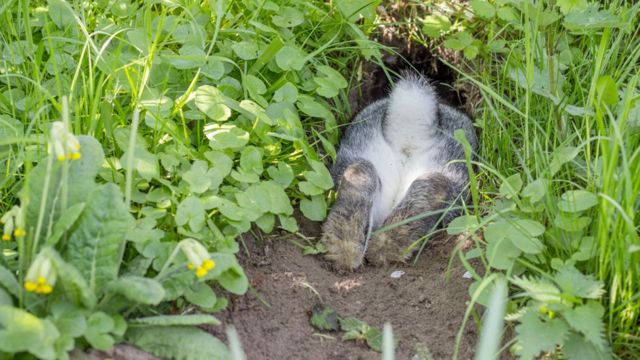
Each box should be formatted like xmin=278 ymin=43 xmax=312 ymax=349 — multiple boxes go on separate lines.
xmin=452 ymin=0 xmax=640 ymax=355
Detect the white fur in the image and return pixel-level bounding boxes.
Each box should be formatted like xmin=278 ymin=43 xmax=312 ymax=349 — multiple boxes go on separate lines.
xmin=360 ymin=79 xmax=442 ymax=229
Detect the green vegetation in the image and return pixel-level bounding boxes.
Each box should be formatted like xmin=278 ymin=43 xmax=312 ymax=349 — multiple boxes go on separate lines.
xmin=0 ymin=0 xmax=638 ymax=358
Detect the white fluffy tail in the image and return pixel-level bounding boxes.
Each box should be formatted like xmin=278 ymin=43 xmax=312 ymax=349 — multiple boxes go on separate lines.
xmin=385 ymin=75 xmax=438 ymax=147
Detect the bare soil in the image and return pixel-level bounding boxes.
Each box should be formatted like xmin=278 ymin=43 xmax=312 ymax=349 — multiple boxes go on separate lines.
xmin=211 ymin=229 xmax=477 ymax=360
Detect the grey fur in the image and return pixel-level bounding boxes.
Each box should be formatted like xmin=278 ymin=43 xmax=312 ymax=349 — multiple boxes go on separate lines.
xmin=321 ymin=74 xmax=478 ymax=270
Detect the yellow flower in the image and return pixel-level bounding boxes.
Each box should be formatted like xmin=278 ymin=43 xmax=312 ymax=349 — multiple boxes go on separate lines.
xmin=24 ymin=252 xmax=57 ymax=295
xmin=179 ymin=238 xmax=215 ymax=278
xmin=49 ymin=121 xmax=81 ymax=162
xmin=1 ymin=206 xmax=24 ymax=242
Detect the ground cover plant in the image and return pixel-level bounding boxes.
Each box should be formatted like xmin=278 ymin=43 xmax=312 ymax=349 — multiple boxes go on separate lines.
xmin=0 ymin=0 xmax=381 ymax=358
xmin=412 ymin=0 xmax=639 ymax=358
xmin=1 ymin=0 xmax=639 ymax=359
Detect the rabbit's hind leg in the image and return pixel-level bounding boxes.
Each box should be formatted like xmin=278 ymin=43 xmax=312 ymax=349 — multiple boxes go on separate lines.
xmin=321 ymin=159 xmax=379 ymax=271
xmin=365 ymin=172 xmax=458 ymax=266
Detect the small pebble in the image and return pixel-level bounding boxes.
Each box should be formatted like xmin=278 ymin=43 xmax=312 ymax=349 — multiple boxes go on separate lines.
xmin=390 ymin=270 xmax=406 ymax=279
xmin=462 ymin=271 xmax=473 ymax=279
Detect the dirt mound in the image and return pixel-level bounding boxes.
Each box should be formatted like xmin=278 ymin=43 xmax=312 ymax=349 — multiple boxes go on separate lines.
xmin=212 ymin=232 xmax=477 ymax=359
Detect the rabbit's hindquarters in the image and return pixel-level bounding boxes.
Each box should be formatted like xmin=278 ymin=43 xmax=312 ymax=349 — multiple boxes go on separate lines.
xmin=366 ymin=172 xmax=459 ymax=265
xmin=321 ymin=159 xmax=379 ymax=270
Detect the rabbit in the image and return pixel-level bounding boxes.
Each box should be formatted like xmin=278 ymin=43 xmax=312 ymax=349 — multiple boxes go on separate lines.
xmin=321 ymin=73 xmax=478 ymax=270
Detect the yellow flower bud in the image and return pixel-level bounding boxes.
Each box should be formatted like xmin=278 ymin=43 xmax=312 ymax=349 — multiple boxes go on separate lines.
xmin=202 ymin=259 xmax=215 ymax=271
xmin=2 ymin=234 xmax=10 ymax=241
xmin=195 ymin=267 xmax=207 ymax=278
xmin=14 ymin=228 xmax=25 ymax=237
xmin=70 ymin=152 xmax=81 ymax=160
xmin=24 ymin=281 xmax=37 ymax=292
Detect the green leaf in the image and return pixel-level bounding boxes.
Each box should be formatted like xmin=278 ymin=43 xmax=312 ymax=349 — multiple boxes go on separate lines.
xmin=366 ymin=327 xmax=383 ymax=352
xmin=304 ymin=160 xmax=333 ymax=190
xmin=262 ymin=181 xmax=294 ymax=215
xmin=485 ymin=221 xmax=521 ymax=270
xmin=272 ymin=6 xmax=304 ymax=27
xmin=231 ymin=41 xmax=259 ymax=60
xmin=422 ymin=14 xmax=451 ymax=37
xmin=131 ymin=314 xmax=220 ymax=327
xmin=184 ymin=282 xmax=217 ymax=308
xmin=267 ymin=162 xmax=294 ymax=187
xmin=300 ymin=195 xmax=327 ymax=221
xmin=563 ymin=5 xmax=621 ymax=31
xmin=205 ymin=124 xmax=249 ymax=149
xmin=550 ymin=146 xmax=580 ymax=176
xmin=596 ymin=75 xmax=619 ymax=107
xmin=183 ymin=160 xmax=213 ymax=194
xmin=45 ymin=202 xmax=86 ymax=246
xmin=564 ymin=331 xmax=610 ymax=360
xmin=444 ymin=31 xmax=474 ymax=50
xmin=556 ymin=0 xmax=588 ymax=14
xmin=554 ymin=266 xmax=604 ymax=299
xmin=0 ymin=264 xmax=19 ymax=297
xmin=335 ymin=0 xmax=380 ymax=22
xmin=120 ymin=146 xmax=159 ymax=181
xmin=126 ymin=326 xmax=229 ymax=360
xmin=512 ymin=276 xmax=561 ymax=302
xmin=107 ymin=276 xmax=165 ymax=305
xmin=273 ymin=82 xmax=298 ymax=103
xmin=553 ymin=212 xmax=591 ymax=232
xmin=563 ymin=301 xmax=607 ymax=351
xmin=48 ymin=0 xmax=75 ymax=27
xmin=471 ymin=0 xmax=496 ymax=18
xmin=447 ymin=215 xmax=479 ymax=235
xmin=195 ymin=85 xmax=232 ymax=121
xmin=499 ymin=174 xmax=523 ymax=199
xmin=209 ymin=253 xmax=248 ymax=295
xmin=49 ymin=250 xmax=96 ymax=308
xmin=278 ymin=215 xmax=298 ymax=232
xmin=558 ymin=190 xmax=598 ymax=213
xmin=85 ymin=312 xmax=115 ymax=351
xmin=506 ymin=219 xmax=545 ymax=254
xmin=516 ymin=309 xmax=569 ymax=359
xmin=240 ymin=146 xmax=264 ymax=175
xmin=0 ymin=306 xmax=59 ymax=359
xmin=164 ymin=45 xmax=207 ymax=69
xmin=23 ymin=136 xmax=103 ymax=249
xmin=65 ymin=184 xmax=133 ymax=292
xmin=309 ymin=303 xmax=339 ymax=331
xmin=522 ymin=179 xmax=547 ymax=203
xmin=275 ymin=46 xmax=305 ymax=71
xmin=313 ymin=66 xmax=348 ymax=98
xmin=176 ymin=196 xmax=205 ymax=232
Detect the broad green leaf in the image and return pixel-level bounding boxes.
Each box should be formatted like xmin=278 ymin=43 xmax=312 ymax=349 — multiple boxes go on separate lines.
xmin=0 ymin=290 xmax=11 ymax=306
xmin=164 ymin=45 xmax=207 ymax=69
xmin=512 ymin=276 xmax=561 ymax=302
xmin=499 ymin=174 xmax=523 ymax=199
xmin=263 ymin=181 xmax=294 ymax=215
xmin=0 ymin=264 xmax=19 ymax=297
xmin=563 ymin=301 xmax=607 ymax=351
xmin=447 ymin=215 xmax=479 ymax=235
xmin=516 ymin=309 xmax=569 ymax=359
xmin=554 ymin=212 xmax=591 ymax=232
xmin=485 ymin=221 xmax=521 ymax=270
xmin=183 ymin=160 xmax=212 ymax=194
xmin=550 ymin=146 xmax=580 ymax=176
xmin=65 ymin=184 xmax=133 ymax=292
xmin=0 ymin=306 xmax=59 ymax=359
xmin=48 ymin=0 xmax=75 ymax=28
xmin=300 ymin=195 xmax=327 ymax=221
xmin=231 ymin=41 xmax=259 ymax=60
xmin=240 ymin=146 xmax=264 ymax=175
xmin=554 ymin=266 xmax=604 ymax=299
xmin=85 ymin=312 xmax=114 ymax=351
xmin=120 ymin=146 xmax=159 ymax=181
xmin=506 ymin=219 xmax=545 ymax=254
xmin=335 ymin=0 xmax=380 ymax=22
xmin=205 ymin=124 xmax=249 ymax=149
xmin=23 ymin=136 xmax=103 ymax=249
xmin=195 ymin=85 xmax=232 ymax=121
xmin=184 ymin=282 xmax=217 ymax=308
xmin=275 ymin=46 xmax=305 ymax=71
xmin=51 ymin=251 xmax=97 ymax=308
xmin=107 ymin=276 xmax=165 ymax=305
xmin=304 ymin=160 xmax=333 ymax=190
xmin=556 ymin=0 xmax=588 ymax=14
xmin=267 ymin=162 xmax=294 ymax=187
xmin=299 ymin=181 xmax=324 ymax=196
xmin=444 ymin=31 xmax=474 ymax=50
xmin=126 ymin=326 xmax=229 ymax=359
xmin=558 ymin=190 xmax=598 ymax=213
xmin=313 ymin=66 xmax=348 ymax=98
xmin=422 ymin=14 xmax=451 ymax=37
xmin=255 ymin=213 xmax=275 ymax=232
xmin=563 ymin=6 xmax=621 ymax=31
xmin=272 ymin=6 xmax=304 ymax=27
xmin=297 ymin=95 xmax=333 ymax=119
xmin=366 ymin=327 xmax=383 ymax=352
xmin=564 ymin=331 xmax=610 ymax=360
xmin=273 ymin=82 xmax=298 ymax=103
xmin=471 ymin=0 xmax=495 ymax=18
xmin=278 ymin=215 xmax=298 ymax=232
xmin=522 ymin=179 xmax=547 ymax=203
xmin=596 ymin=75 xmax=619 ymax=107
xmin=176 ymin=196 xmax=205 ymax=232
xmin=130 ymin=315 xmax=220 ymax=327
